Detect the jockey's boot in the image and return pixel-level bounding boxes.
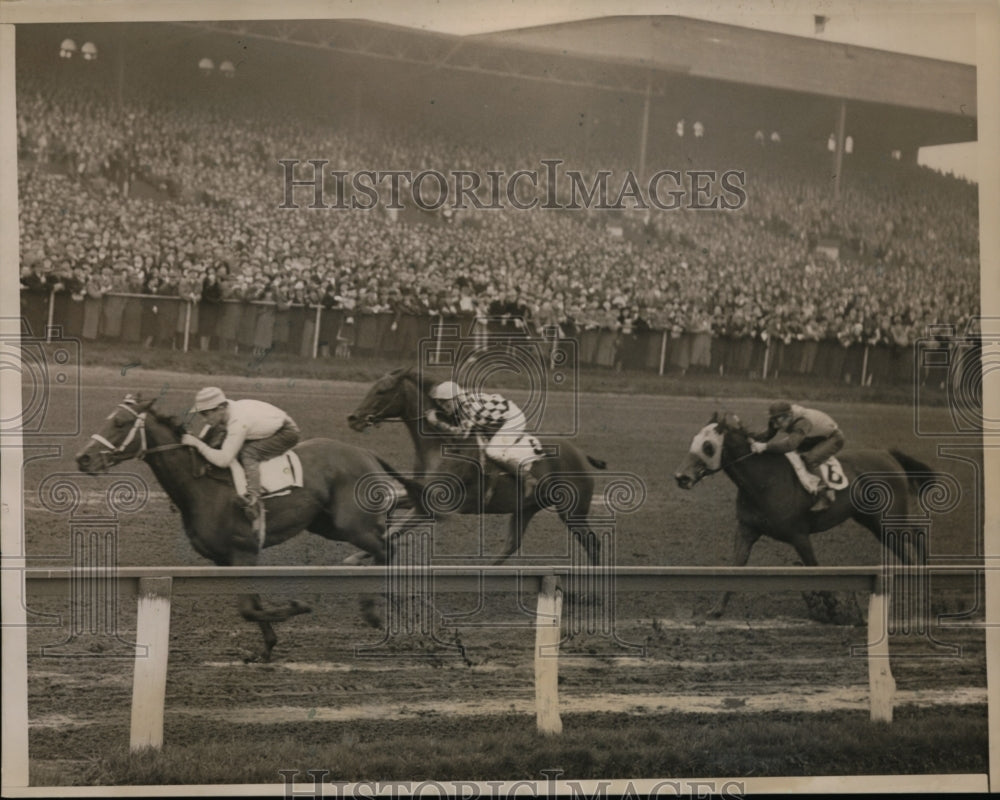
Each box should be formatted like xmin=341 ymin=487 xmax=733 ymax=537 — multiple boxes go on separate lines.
xmin=808 ymin=479 xmax=834 ymax=512
xmin=242 ymin=491 xmax=261 ymax=522
xmin=520 ymin=469 xmax=539 ymax=502
xmin=482 ymin=471 xmax=499 ymax=509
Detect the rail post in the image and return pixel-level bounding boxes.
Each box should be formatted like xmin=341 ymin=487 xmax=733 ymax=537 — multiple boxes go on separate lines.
xmin=130 ymin=577 xmax=173 ymax=751
xmin=866 ymin=574 xmax=896 ymax=723
xmin=46 ymin=289 xmax=56 ymax=342
xmin=534 ymin=574 xmax=563 ymax=735
xmin=312 ymin=304 xmax=322 ymax=358
xmin=658 ymin=330 xmax=668 ymax=376
xmin=182 ymin=301 xmax=191 ymax=353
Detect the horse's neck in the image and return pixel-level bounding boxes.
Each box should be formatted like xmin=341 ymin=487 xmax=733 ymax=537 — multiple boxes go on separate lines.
xmin=722 ymin=435 xmax=756 ymax=494
xmin=402 ymin=379 xmax=435 ymax=470
xmin=142 ymin=429 xmax=202 ymax=510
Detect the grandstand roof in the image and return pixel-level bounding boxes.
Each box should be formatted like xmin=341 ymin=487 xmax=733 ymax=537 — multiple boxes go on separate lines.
xmin=475 ymin=16 xmax=976 ymax=120
xmin=21 ymin=16 xmax=974 ymax=150
xmin=177 ymin=16 xmax=975 ymax=147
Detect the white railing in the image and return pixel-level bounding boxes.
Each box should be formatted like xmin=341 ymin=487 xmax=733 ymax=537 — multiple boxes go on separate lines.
xmin=23 ymin=564 xmax=979 ymax=751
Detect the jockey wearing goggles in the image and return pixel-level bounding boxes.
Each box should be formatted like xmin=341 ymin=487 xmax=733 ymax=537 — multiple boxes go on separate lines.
xmin=750 ymin=401 xmax=844 ymax=499
xmin=181 ymin=387 xmax=300 ymax=521
xmin=426 ymin=380 xmax=538 ymax=499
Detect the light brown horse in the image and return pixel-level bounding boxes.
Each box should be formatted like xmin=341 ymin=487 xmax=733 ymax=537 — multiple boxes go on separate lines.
xmin=76 ymin=393 xmax=399 ymax=659
xmin=675 ymin=411 xmax=940 ymax=618
xmin=348 ymin=367 xmax=607 ymax=565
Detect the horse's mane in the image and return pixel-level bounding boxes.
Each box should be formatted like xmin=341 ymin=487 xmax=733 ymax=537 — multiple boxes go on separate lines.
xmin=396 ymin=367 xmax=436 ymax=401
xmin=145 ymin=404 xmax=188 ymax=440
xmin=713 ymin=411 xmax=750 ymax=437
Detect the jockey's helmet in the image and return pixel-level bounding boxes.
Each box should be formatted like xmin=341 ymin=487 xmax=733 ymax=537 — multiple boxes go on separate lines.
xmin=194 ymin=386 xmax=227 ymax=412
xmin=768 ymin=401 xmax=792 ymax=419
xmin=430 ymin=381 xmax=463 ymax=401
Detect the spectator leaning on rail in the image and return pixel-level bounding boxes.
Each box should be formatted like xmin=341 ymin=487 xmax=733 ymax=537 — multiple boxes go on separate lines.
xmin=750 ymin=401 xmax=844 ymax=508
xmin=425 ymin=380 xmax=539 ymax=502
xmin=181 ymin=387 xmax=301 ymax=524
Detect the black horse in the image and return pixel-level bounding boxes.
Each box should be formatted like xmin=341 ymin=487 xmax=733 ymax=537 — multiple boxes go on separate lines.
xmin=348 ymin=367 xmax=607 ymax=565
xmin=675 ymin=412 xmax=939 ymax=618
xmin=76 ymin=393 xmax=398 ymax=659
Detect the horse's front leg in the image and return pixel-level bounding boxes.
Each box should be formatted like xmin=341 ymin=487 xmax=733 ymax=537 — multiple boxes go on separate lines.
xmin=230 ymin=549 xmax=311 ymax=661
xmin=238 ymin=594 xmax=277 ymax=661
xmin=707 ymin=522 xmax=760 ymax=618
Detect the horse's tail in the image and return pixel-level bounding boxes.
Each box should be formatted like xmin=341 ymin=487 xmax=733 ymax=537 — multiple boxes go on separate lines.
xmin=889 ymin=449 xmax=939 ymax=494
xmin=587 ymin=455 xmax=607 ymax=470
xmin=372 ymin=454 xmax=423 ymax=504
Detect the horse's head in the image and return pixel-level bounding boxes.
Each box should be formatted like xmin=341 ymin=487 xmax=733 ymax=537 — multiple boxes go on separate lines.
xmin=674 ymin=411 xmax=746 ymax=489
xmin=348 ymin=368 xmax=412 ymax=432
xmin=76 ymin=393 xmax=172 ymax=473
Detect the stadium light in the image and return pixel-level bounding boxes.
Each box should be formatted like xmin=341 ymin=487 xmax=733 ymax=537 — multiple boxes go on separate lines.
xmin=219 ymin=60 xmax=236 ymax=78
xmin=198 ymin=57 xmax=215 ymax=74
xmin=81 ymin=41 xmax=98 ymax=61
xmin=59 ymin=39 xmax=77 ymax=59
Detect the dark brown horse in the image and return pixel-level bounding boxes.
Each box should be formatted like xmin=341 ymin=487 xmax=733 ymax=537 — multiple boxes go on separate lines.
xmin=76 ymin=393 xmax=397 ymax=659
xmin=347 ymin=367 xmax=606 ymax=565
xmin=675 ymin=412 xmax=940 ymax=618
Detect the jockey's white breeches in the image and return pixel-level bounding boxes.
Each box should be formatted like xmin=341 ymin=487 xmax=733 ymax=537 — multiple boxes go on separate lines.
xmin=484 ymin=412 xmax=534 ymax=471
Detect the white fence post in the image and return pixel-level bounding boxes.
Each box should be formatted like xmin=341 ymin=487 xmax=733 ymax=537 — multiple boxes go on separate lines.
xmin=46 ymin=289 xmax=56 ymax=342
xmin=312 ymin=305 xmax=322 ymax=358
xmin=867 ymin=575 xmax=896 ymax=723
xmin=130 ymin=577 xmax=173 ymax=751
xmin=182 ymin=301 xmax=191 ymax=353
xmin=534 ymin=574 xmax=563 ymax=735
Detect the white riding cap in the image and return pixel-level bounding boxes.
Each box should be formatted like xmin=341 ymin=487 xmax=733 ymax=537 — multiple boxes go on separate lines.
xmin=194 ymin=386 xmax=227 ymax=412
xmin=430 ymin=381 xmax=463 ymax=401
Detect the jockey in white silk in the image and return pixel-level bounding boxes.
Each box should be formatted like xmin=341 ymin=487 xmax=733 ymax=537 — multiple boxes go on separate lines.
xmin=181 ymin=386 xmax=300 ymax=520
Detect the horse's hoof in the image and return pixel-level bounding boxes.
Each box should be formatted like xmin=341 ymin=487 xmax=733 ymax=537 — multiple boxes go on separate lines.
xmin=289 ymin=601 xmax=312 ymax=616
xmin=360 ymin=598 xmax=382 ymax=628
xmin=241 ymin=649 xmax=270 ymax=664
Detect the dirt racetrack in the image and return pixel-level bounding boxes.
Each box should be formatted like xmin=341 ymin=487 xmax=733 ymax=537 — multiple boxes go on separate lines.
xmin=19 ymin=366 xmax=988 ymax=783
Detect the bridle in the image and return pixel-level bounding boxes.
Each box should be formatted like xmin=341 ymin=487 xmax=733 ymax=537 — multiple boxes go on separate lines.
xmin=88 ymin=401 xmax=184 ymax=465
xmin=694 ymin=423 xmax=757 ymax=480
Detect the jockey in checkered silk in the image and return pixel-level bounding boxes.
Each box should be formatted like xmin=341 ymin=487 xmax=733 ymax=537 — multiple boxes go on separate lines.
xmin=180 ymin=387 xmax=301 ymax=521
xmin=750 ymin=401 xmax=845 ymax=496
xmin=426 ymin=381 xmax=539 ymax=498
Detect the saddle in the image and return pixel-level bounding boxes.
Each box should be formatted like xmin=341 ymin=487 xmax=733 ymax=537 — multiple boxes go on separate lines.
xmin=229 ymin=452 xmax=304 ymax=499
xmin=784 ymin=451 xmax=849 ymax=497
xmin=194 ymin=424 xmax=304 ymax=498
xmin=476 ymin=432 xmax=547 ymax=474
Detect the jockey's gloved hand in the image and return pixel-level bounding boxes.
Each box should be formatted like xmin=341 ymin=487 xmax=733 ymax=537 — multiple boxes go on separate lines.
xmin=181 ymin=433 xmax=201 ymax=447
xmin=426 ymin=410 xmax=440 ymax=425
xmin=750 ymin=441 xmax=767 ymax=454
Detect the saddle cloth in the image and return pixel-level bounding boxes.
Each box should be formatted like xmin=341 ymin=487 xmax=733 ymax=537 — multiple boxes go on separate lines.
xmin=784 ymin=451 xmax=849 ymax=493
xmin=477 ymin=432 xmax=548 ymax=472
xmin=229 ymin=451 xmax=304 ymax=498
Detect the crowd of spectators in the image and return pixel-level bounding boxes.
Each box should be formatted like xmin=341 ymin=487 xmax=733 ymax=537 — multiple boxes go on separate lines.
xmin=17 ymin=63 xmax=980 ymax=364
